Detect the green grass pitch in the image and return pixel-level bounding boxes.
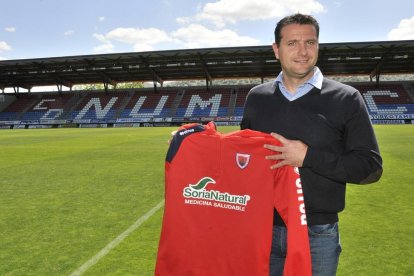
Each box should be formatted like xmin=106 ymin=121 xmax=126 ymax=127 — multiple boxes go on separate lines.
xmin=0 ymin=125 xmax=413 ymax=275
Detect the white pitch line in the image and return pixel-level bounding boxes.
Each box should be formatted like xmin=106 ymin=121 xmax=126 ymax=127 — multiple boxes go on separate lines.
xmin=70 ymin=200 xmax=165 ymax=276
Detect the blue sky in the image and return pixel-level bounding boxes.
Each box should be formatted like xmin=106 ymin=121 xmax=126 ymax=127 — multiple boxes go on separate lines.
xmin=0 ymin=0 xmax=413 ymax=60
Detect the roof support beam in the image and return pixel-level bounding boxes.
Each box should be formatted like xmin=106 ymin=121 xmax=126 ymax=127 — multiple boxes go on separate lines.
xmin=198 ymin=53 xmax=212 ymax=84
xmin=205 ymin=78 xmax=212 ymax=91
xmin=370 ymin=58 xmax=384 ymax=85
xmin=98 ymin=71 xmax=117 ymax=93
xmin=139 ymin=56 xmax=164 ymax=85
xmin=16 ymin=84 xmax=33 ymax=91
xmin=54 ymin=74 xmax=73 ymax=91
xmin=152 ymin=71 xmax=163 ymax=86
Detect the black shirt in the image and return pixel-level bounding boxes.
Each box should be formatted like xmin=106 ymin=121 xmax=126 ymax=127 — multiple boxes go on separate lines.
xmin=241 ymin=78 xmax=383 ymax=225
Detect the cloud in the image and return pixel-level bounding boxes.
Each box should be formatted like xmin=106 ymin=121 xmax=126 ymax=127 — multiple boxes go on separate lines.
xmin=5 ymin=27 xmax=16 ymax=32
xmin=0 ymin=41 xmax=12 ymax=52
xmin=178 ymin=0 xmax=326 ymax=27
xmin=388 ymin=16 xmax=414 ymax=40
xmin=93 ymin=33 xmax=110 ymax=43
xmin=99 ymin=16 xmax=105 ymax=22
xmin=133 ymin=44 xmax=156 ymax=52
xmin=94 ymin=22 xmax=261 ymax=52
xmin=64 ymin=30 xmax=75 ymax=36
xmin=331 ymin=1 xmax=342 ymax=8
xmin=105 ymin=27 xmax=171 ymax=45
xmin=93 ymin=27 xmax=172 ymax=52
xmin=93 ymin=43 xmax=114 ymax=53
xmin=92 ymin=33 xmax=114 ymax=53
xmin=172 ymin=24 xmax=260 ymax=48
xmin=90 ymin=0 xmax=325 ymax=52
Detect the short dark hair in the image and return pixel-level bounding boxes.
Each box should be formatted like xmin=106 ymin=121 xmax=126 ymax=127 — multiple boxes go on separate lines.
xmin=274 ymin=13 xmax=319 ymax=46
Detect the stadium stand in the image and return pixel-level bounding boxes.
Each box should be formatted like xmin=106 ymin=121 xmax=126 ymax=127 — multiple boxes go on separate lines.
xmin=21 ymin=93 xmax=75 ymax=121
xmin=355 ymin=83 xmax=414 ymax=123
xmin=0 ymin=41 xmax=412 ymax=128
xmin=67 ymin=91 xmax=127 ymax=121
xmin=174 ymin=87 xmax=233 ymax=118
xmin=120 ymin=89 xmax=178 ymax=120
xmin=234 ymin=86 xmax=254 ymax=117
xmin=1 ymin=82 xmax=414 ymax=128
xmin=0 ymin=93 xmax=40 ymax=121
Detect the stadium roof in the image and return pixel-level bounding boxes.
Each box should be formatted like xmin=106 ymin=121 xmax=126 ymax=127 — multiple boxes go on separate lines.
xmin=0 ymin=40 xmax=413 ymax=91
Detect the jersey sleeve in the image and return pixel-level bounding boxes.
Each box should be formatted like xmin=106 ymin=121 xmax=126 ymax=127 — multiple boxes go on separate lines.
xmin=166 ymin=122 xmax=216 ymax=163
xmin=273 ymin=165 xmax=312 ymax=276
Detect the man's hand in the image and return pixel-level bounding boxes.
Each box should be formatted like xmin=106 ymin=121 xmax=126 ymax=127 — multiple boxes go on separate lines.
xmin=264 ymin=132 xmax=308 ymax=169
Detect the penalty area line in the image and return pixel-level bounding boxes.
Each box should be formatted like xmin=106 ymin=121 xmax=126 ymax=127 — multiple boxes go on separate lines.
xmin=69 ymin=199 xmax=165 ymax=276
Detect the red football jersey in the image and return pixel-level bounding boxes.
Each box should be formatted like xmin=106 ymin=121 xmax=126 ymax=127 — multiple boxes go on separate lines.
xmin=155 ymin=122 xmax=311 ymax=276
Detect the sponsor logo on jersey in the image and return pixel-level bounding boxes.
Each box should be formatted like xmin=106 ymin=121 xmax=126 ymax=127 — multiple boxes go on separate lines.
xmin=236 ymin=153 xmax=250 ymax=169
xmin=183 ymin=177 xmax=251 ymax=212
xmin=178 ymin=128 xmax=195 ymax=136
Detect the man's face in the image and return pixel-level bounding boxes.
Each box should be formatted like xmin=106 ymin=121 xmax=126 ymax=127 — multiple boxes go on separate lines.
xmin=272 ymin=24 xmax=319 ymax=81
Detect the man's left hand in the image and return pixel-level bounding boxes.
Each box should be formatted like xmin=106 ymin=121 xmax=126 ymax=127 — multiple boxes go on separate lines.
xmin=264 ymin=132 xmax=308 ymax=169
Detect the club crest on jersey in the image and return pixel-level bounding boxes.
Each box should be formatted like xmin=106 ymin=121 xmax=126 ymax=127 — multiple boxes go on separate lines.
xmin=236 ymin=153 xmax=250 ymax=169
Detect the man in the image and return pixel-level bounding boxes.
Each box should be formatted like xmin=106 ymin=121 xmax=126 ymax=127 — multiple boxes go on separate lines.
xmin=241 ymin=13 xmax=383 ymax=276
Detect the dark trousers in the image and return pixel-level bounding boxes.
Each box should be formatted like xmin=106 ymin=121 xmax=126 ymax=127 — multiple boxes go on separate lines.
xmin=270 ymin=223 xmax=341 ymax=276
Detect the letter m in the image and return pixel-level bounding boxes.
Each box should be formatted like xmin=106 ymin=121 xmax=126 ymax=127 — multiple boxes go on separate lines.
xmin=184 ymin=94 xmax=222 ymax=117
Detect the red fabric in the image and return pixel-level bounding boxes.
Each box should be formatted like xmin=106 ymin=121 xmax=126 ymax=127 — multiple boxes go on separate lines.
xmin=155 ymin=122 xmax=311 ymax=276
